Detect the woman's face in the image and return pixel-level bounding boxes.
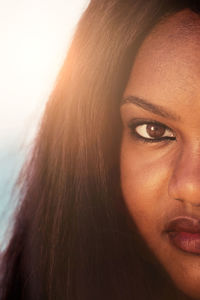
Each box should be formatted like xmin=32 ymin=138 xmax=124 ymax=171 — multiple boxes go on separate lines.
xmin=120 ymin=9 xmax=200 ymax=299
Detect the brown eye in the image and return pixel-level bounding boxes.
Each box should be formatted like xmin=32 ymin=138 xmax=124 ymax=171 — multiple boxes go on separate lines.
xmin=146 ymin=124 xmax=165 ymax=138
xmin=135 ymin=123 xmax=175 ymax=140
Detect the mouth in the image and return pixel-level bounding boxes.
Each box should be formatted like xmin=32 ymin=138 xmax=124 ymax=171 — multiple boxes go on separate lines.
xmin=165 ymin=216 xmax=200 ymax=255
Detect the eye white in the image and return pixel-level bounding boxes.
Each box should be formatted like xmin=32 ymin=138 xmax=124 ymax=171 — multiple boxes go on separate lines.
xmin=135 ymin=124 xmax=174 ymax=139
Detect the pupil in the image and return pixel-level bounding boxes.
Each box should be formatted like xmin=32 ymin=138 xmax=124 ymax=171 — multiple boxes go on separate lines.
xmin=146 ymin=124 xmax=165 ymax=138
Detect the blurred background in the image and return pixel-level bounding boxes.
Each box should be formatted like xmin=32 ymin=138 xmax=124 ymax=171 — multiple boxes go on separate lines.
xmin=0 ymin=0 xmax=89 ymax=250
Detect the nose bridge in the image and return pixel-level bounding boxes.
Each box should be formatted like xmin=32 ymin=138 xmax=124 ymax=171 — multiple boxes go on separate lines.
xmin=168 ymin=144 xmax=200 ymax=206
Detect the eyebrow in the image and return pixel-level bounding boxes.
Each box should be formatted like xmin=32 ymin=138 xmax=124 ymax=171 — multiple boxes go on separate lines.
xmin=121 ymin=95 xmax=180 ymax=121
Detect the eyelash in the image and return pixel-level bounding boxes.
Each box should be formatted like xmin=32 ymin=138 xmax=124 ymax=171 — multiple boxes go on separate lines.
xmin=128 ymin=119 xmax=176 ymax=143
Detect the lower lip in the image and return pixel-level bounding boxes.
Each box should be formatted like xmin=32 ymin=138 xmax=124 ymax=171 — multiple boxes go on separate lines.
xmin=168 ymin=232 xmax=200 ymax=254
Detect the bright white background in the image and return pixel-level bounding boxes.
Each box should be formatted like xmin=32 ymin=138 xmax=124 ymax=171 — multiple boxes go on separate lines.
xmin=0 ymin=0 xmax=89 ymax=249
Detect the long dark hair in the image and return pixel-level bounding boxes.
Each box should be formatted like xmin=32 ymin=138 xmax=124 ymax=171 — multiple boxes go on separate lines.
xmin=1 ymin=1 xmax=200 ymax=299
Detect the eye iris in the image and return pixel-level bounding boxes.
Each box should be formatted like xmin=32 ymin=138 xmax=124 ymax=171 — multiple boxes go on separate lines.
xmin=146 ymin=124 xmax=165 ymax=138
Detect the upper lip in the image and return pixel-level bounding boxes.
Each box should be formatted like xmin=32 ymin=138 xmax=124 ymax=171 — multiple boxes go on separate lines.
xmin=165 ymin=216 xmax=200 ymax=233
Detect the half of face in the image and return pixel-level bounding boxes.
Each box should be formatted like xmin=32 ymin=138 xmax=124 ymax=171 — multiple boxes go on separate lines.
xmin=120 ymin=9 xmax=200 ymax=299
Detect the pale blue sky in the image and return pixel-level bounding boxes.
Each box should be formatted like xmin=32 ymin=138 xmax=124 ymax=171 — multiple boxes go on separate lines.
xmin=0 ymin=0 xmax=89 ymax=250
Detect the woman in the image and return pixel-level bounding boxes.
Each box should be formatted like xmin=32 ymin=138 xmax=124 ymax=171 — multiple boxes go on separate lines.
xmin=1 ymin=0 xmax=200 ymax=299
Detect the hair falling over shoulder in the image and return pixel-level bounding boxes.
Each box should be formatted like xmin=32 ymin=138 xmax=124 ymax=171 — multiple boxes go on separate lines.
xmin=1 ymin=0 xmax=200 ymax=299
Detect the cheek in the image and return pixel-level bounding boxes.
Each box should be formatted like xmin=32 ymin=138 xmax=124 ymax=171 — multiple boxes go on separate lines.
xmin=120 ymin=135 xmax=173 ymax=237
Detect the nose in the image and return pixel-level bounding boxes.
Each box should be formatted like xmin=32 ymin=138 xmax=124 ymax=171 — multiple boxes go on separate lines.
xmin=168 ymin=146 xmax=200 ymax=207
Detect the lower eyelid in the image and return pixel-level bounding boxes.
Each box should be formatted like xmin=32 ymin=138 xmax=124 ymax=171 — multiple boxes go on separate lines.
xmin=131 ymin=132 xmax=176 ymax=144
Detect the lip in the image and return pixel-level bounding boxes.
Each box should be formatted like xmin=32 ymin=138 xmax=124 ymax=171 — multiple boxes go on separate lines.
xmin=165 ymin=216 xmax=200 ymax=255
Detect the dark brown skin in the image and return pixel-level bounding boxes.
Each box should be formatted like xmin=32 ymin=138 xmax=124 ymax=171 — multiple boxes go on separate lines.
xmin=120 ymin=9 xmax=200 ymax=300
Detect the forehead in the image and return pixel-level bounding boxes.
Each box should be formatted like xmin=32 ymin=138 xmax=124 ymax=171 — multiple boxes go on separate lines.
xmin=124 ymin=9 xmax=200 ymax=107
